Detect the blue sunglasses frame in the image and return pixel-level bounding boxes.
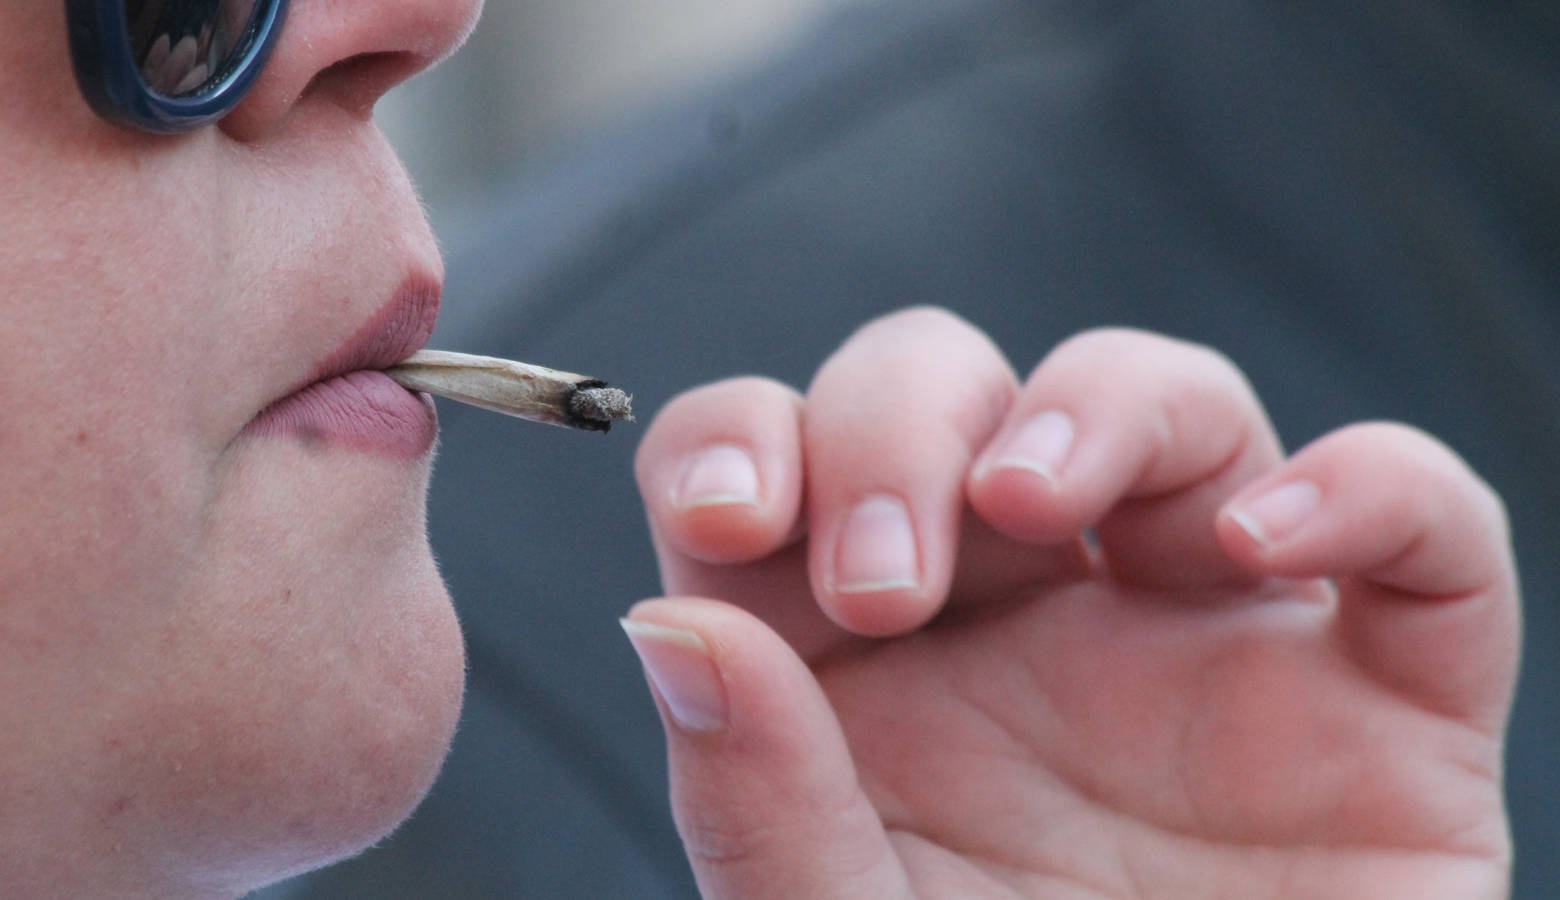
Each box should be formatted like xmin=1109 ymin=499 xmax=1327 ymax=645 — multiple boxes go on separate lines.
xmin=66 ymin=0 xmax=289 ymax=133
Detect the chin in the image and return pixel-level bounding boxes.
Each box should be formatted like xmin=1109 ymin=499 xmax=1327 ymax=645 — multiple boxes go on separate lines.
xmin=129 ymin=441 xmax=471 ymax=892
xmin=259 ymin=570 xmax=468 ymax=884
xmin=150 ymin=561 xmax=469 ymax=896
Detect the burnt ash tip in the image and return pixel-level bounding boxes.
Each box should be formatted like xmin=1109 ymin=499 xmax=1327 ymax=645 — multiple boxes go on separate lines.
xmin=568 ymin=381 xmax=635 ymax=432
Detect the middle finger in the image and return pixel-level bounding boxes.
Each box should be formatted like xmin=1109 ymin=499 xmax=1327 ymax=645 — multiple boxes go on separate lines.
xmin=803 ymin=307 xmax=1072 ymax=636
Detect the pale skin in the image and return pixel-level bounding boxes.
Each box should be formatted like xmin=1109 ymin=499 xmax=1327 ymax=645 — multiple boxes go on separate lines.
xmin=0 ymin=1 xmax=479 ymax=896
xmin=630 ymin=308 xmax=1519 ymax=899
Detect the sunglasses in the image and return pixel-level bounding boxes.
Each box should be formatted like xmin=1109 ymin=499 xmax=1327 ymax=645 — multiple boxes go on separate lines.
xmin=67 ymin=0 xmax=289 ymax=133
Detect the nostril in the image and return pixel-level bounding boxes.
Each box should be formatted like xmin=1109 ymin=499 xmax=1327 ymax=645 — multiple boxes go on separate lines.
xmin=305 ymin=51 xmax=431 ymax=119
xmin=213 ymin=0 xmax=483 ymax=142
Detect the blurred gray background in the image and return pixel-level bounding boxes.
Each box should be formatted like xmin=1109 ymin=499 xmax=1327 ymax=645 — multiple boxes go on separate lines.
xmin=376 ymin=0 xmax=849 ymax=231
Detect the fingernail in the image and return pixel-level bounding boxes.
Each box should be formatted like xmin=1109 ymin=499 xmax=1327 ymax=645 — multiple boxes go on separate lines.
xmin=1228 ymin=480 xmax=1321 ymax=548
xmin=834 ymin=493 xmax=920 ymax=594
xmin=673 ymin=444 xmax=759 ymax=509
xmin=985 ymin=410 xmax=1075 ymax=486
xmin=620 ymin=619 xmax=729 ymax=732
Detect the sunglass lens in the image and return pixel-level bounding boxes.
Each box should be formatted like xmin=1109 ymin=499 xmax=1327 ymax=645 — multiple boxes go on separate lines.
xmin=124 ymin=0 xmax=263 ymax=97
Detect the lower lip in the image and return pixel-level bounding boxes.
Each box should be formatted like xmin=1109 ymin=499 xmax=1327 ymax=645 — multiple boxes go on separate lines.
xmin=243 ymin=370 xmax=437 ymax=458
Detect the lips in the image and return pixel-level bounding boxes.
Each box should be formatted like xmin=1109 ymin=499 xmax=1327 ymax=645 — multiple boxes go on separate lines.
xmin=241 ymin=275 xmax=442 ymax=457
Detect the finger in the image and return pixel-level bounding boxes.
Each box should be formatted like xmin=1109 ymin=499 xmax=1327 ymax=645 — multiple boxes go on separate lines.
xmin=636 ymin=378 xmax=853 ymax=659
xmin=1217 ymin=423 xmax=1520 ymax=731
xmin=968 ymin=328 xmax=1285 ymax=589
xmin=621 ymin=598 xmax=911 ymax=900
xmin=636 ymin=377 xmax=804 ymax=566
xmin=803 ymin=307 xmax=1023 ymax=636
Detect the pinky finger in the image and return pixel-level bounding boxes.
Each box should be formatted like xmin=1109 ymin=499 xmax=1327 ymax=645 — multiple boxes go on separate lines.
xmin=1216 ymin=423 xmax=1520 ymax=732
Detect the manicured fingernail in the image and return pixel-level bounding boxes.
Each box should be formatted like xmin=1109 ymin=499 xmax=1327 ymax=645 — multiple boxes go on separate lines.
xmin=834 ymin=493 xmax=920 ymax=594
xmin=986 ymin=410 xmax=1075 ymax=486
xmin=620 ymin=619 xmax=729 ymax=732
xmin=673 ymin=444 xmax=759 ymax=509
xmin=1228 ymin=480 xmax=1321 ymax=548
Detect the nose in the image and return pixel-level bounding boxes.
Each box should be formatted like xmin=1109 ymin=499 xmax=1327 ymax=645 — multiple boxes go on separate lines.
xmin=220 ymin=0 xmax=484 ymax=141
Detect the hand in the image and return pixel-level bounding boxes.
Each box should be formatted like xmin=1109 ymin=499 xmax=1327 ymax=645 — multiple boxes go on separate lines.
xmin=627 ymin=308 xmax=1518 ymax=899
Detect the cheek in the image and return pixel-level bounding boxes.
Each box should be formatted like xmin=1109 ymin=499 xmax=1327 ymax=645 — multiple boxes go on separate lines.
xmin=0 ymin=425 xmax=211 ymax=628
xmin=0 ymin=149 xmax=234 ymax=605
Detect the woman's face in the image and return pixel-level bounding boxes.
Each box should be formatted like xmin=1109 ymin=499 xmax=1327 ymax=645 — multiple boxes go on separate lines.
xmin=0 ymin=0 xmax=481 ymax=894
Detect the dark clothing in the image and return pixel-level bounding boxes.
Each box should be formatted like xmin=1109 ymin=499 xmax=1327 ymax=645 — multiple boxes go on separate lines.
xmin=264 ymin=0 xmax=1559 ymax=895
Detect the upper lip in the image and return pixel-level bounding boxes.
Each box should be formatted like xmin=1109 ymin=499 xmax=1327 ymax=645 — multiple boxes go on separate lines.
xmin=288 ymin=273 xmax=442 ymax=395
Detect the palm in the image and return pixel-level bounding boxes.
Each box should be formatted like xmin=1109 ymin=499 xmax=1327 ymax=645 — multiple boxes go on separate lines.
xmin=810 ymin=577 xmax=1506 ymax=897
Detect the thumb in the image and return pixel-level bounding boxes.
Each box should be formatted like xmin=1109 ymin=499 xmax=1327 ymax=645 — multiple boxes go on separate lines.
xmin=621 ymin=597 xmax=910 ymax=900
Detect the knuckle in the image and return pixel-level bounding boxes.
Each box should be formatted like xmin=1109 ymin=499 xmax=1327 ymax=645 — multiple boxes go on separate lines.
xmin=1047 ymin=325 xmax=1181 ymax=361
xmin=635 ymin=376 xmax=799 ymax=472
xmin=1043 ymin=328 xmax=1252 ymax=391
xmin=1323 ymin=421 xmax=1464 ymax=471
xmin=1316 ymin=420 xmax=1517 ymax=592
xmin=1042 ymin=329 xmax=1263 ymax=433
xmin=1176 ymin=340 xmax=1251 ymax=387
xmin=653 ymin=377 xmax=798 ymax=431
xmin=843 ymin=307 xmax=993 ymax=367
xmin=818 ymin=306 xmax=1013 ymax=440
xmin=1315 ymin=420 xmax=1509 ymax=533
xmin=687 ymin=376 xmax=800 ymax=410
xmin=678 ymin=815 xmax=767 ymax=866
xmin=1040 ymin=327 xmax=1135 ymax=372
xmin=868 ymin=304 xmax=971 ymax=335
